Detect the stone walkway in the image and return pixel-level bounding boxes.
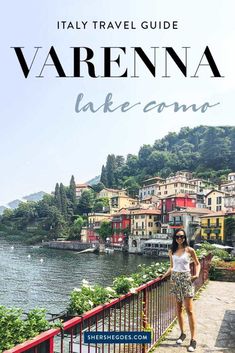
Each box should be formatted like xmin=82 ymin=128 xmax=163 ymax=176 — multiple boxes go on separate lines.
xmin=153 ymin=281 xmax=235 ymax=353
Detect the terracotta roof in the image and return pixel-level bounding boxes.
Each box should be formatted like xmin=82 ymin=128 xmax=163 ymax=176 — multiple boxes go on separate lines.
xmin=76 ymin=184 xmax=91 ymax=188
xmin=205 ymin=189 xmax=225 ymax=197
xmin=102 ymin=188 xmax=127 ymax=193
xmin=169 ymin=207 xmax=213 ymax=215
xmin=111 ymin=209 xmax=131 ymax=216
xmin=163 ymin=193 xmax=196 ymax=199
xmin=130 ymin=209 xmax=161 ymax=215
xmin=200 ymin=211 xmax=226 ymax=218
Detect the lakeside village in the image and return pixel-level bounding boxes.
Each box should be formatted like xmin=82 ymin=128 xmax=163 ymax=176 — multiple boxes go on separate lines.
xmin=46 ymin=170 xmax=235 ymax=256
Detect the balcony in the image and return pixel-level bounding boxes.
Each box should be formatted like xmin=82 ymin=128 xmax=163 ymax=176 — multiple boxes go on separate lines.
xmin=189 ymin=221 xmax=200 ymax=226
xmin=168 ymin=221 xmax=183 ymax=227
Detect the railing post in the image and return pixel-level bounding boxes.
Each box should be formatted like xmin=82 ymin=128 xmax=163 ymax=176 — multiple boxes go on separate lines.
xmin=141 ymin=287 xmax=148 ymax=353
xmin=49 ymin=337 xmax=54 ymax=353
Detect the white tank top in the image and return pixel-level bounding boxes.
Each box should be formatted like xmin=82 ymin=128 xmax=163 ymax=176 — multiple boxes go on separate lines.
xmin=172 ymin=250 xmax=190 ymax=272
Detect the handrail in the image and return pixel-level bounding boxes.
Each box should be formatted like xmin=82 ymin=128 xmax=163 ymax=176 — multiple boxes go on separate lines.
xmin=4 ymin=255 xmax=211 ymax=353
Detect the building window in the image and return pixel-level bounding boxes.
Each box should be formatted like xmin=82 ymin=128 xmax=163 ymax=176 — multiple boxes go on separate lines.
xmin=208 ymin=198 xmax=212 ymax=205
xmin=216 ymin=206 xmax=222 ymax=211
xmin=142 ymin=231 xmax=144 ymax=236
xmin=136 ymin=222 xmax=138 ymax=229
xmin=136 ymin=231 xmax=138 ymax=235
xmin=141 ymin=215 xmax=145 ymax=219
xmin=149 ymin=231 xmax=152 ymax=236
xmin=217 ymin=197 xmax=222 ymax=204
xmin=148 ymin=222 xmax=153 ymax=227
xmin=142 ymin=222 xmax=144 ymax=229
xmin=207 ymin=219 xmax=210 ymax=227
xmin=149 ymin=215 xmax=152 ymax=219
xmin=216 ymin=218 xmax=220 ymax=227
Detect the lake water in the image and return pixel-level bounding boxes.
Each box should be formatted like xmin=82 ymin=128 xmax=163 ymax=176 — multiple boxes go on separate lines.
xmin=0 ymin=238 xmax=163 ymax=314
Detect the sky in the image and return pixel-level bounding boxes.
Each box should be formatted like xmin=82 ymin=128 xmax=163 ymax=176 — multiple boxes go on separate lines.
xmin=0 ymin=0 xmax=234 ymax=205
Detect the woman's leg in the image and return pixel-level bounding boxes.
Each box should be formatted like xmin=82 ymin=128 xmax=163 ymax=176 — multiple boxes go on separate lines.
xmin=184 ymin=297 xmax=196 ymax=340
xmin=176 ymin=299 xmax=185 ymax=333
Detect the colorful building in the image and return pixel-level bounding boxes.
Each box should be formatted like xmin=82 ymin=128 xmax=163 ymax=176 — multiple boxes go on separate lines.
xmin=81 ymin=213 xmax=112 ymax=243
xmin=161 ymin=193 xmax=197 ymax=223
xmin=111 ymin=209 xmax=131 ymax=245
xmin=128 ymin=209 xmax=162 ymax=253
xmin=200 ymin=212 xmax=225 ymax=243
xmin=110 ymin=195 xmax=138 ymax=213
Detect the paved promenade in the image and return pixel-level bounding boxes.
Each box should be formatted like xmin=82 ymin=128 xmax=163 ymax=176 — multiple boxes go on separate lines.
xmin=154 ymin=281 xmax=235 ymax=353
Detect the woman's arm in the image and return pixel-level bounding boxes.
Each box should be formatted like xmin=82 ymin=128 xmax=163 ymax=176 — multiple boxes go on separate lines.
xmin=161 ymin=250 xmax=173 ymax=279
xmin=189 ymin=247 xmax=201 ymax=281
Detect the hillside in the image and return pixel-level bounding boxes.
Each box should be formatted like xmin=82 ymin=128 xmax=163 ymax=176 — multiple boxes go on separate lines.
xmin=100 ymin=126 xmax=235 ymax=190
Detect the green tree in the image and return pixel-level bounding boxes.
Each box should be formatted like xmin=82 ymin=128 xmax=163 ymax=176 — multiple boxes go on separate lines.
xmin=92 ymin=182 xmax=105 ymax=193
xmin=54 ymin=183 xmax=62 ymax=211
xmin=100 ymin=165 xmax=108 ymax=186
xmin=93 ymin=197 xmax=110 ymax=212
xmin=77 ymin=190 xmax=95 ymax=216
xmin=97 ymin=221 xmax=113 ymax=242
xmin=69 ymin=216 xmax=84 ymax=239
xmin=106 ymin=154 xmax=116 ymax=187
xmin=60 ymin=183 xmax=68 ymax=219
xmin=123 ymin=177 xmax=140 ymax=198
xmin=68 ymin=175 xmax=77 ymax=211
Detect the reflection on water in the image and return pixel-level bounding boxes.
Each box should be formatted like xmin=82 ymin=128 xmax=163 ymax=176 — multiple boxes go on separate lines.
xmin=0 ymin=238 xmax=165 ymax=313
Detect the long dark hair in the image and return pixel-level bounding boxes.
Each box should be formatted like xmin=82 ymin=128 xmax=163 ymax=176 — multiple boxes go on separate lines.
xmin=171 ymin=229 xmax=188 ymax=254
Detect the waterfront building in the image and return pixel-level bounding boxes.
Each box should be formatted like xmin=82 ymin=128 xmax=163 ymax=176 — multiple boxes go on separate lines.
xmin=143 ymin=237 xmax=172 ymax=257
xmin=205 ymin=189 xmax=227 ymax=212
xmin=111 ymin=209 xmax=131 ymax=246
xmin=81 ymin=213 xmax=112 ymax=243
xmin=168 ymin=207 xmax=212 ymax=244
xmin=128 ymin=209 xmax=161 ymax=253
xmin=200 ymin=212 xmax=225 ymax=243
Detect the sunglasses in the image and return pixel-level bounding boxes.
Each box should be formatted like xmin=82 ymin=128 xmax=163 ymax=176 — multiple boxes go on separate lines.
xmin=176 ymin=235 xmax=184 ymax=239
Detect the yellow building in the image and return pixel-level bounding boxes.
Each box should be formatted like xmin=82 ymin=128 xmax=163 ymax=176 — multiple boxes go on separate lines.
xmin=130 ymin=209 xmax=161 ymax=237
xmin=205 ymin=190 xmax=226 ymax=212
xmin=200 ymin=212 xmax=225 ymax=243
xmin=98 ymin=188 xmax=127 ymax=199
xmin=110 ymin=195 xmax=138 ymax=213
xmin=128 ymin=209 xmax=162 ymax=253
xmin=81 ymin=213 xmax=112 ymax=243
xmin=88 ymin=213 xmax=111 ymax=225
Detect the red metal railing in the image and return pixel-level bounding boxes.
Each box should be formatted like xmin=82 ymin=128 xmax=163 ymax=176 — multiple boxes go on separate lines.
xmin=4 ymin=255 xmax=211 ymax=353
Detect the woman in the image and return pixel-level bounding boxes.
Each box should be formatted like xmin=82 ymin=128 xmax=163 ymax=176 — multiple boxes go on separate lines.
xmin=162 ymin=229 xmax=201 ymax=352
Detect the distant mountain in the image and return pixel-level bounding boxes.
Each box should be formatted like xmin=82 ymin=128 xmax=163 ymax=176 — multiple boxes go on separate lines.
xmin=23 ymin=191 xmax=46 ymax=202
xmin=0 ymin=206 xmax=7 ymax=215
xmin=0 ymin=191 xmax=47 ymax=215
xmin=8 ymin=199 xmax=23 ymax=209
xmin=86 ymin=175 xmax=100 ymax=185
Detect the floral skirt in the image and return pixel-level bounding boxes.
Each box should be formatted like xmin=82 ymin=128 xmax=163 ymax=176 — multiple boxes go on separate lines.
xmin=169 ymin=271 xmax=194 ymax=302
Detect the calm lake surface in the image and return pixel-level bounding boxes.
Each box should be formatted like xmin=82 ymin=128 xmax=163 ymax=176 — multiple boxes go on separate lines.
xmin=0 ymin=238 xmax=164 ymax=314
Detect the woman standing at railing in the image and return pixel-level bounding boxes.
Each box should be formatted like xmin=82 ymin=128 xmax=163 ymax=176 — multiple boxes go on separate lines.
xmin=162 ymin=229 xmax=201 ymax=352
